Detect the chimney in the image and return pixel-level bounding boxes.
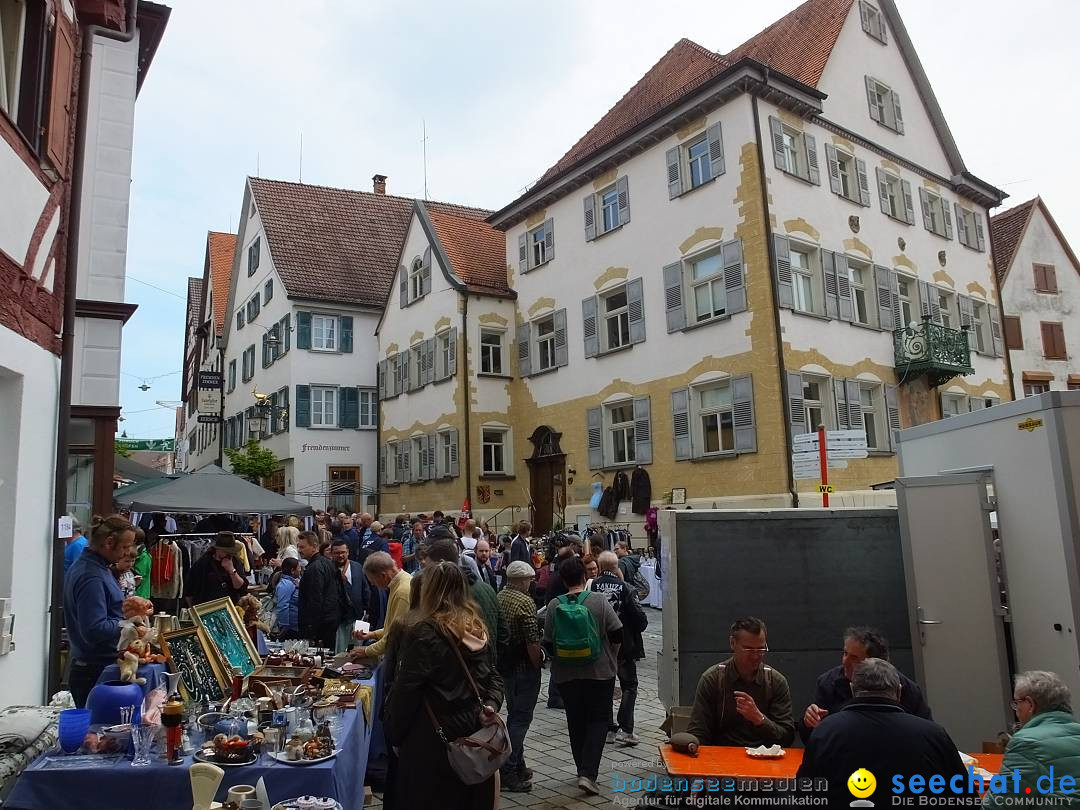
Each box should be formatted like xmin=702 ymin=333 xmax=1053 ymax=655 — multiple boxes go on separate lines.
xmin=372 ymin=174 xmax=387 ymax=195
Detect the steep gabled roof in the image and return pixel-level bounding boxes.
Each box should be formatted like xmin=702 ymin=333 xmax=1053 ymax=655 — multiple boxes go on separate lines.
xmin=247 ymin=178 xmax=489 ymax=308
xmin=186 ymin=277 xmax=203 ymax=326
xmin=206 ymin=231 xmax=235 ymax=335
xmin=426 ymin=207 xmax=512 ymax=297
xmin=991 ymin=197 xmax=1080 ymax=282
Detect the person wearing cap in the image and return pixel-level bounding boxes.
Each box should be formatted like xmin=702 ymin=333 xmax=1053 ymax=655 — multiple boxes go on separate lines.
xmin=186 ymin=532 xmax=249 ymax=605
xmin=497 ymin=560 xmax=544 ymax=793
xmin=63 ymin=519 xmax=87 ymax=575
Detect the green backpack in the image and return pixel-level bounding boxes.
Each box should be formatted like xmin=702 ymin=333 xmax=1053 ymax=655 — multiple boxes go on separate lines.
xmin=553 ymin=592 xmax=601 ymax=664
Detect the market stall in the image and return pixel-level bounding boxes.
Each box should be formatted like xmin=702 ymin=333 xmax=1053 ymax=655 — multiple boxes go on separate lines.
xmin=113 ymin=464 xmax=313 ymax=516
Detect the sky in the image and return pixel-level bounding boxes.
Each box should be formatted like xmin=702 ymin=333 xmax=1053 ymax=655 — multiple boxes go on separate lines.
xmin=119 ymin=0 xmax=1080 ymax=439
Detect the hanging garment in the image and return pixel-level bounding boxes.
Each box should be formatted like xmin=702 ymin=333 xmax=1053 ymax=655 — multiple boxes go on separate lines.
xmin=631 ymin=467 xmax=652 ymax=515
xmin=598 ymin=487 xmax=619 ymax=520
xmin=588 ymin=481 xmax=604 ymax=510
xmin=150 ymin=541 xmax=183 ymax=600
xmin=644 ymin=506 xmax=659 ymax=535
xmin=613 ymin=471 xmax=631 ymax=502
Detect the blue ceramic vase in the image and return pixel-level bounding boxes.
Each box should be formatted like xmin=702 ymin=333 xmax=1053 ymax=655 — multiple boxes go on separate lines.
xmin=86 ymin=680 xmax=143 ymax=725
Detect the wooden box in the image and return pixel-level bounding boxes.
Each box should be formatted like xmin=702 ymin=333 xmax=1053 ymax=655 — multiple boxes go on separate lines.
xmin=246 ymin=664 xmax=312 ymax=687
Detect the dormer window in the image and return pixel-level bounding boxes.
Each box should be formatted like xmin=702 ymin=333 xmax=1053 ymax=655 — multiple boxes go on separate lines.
xmin=859 ymin=1 xmax=887 ymax=44
xmin=865 ymin=77 xmax=904 ymax=134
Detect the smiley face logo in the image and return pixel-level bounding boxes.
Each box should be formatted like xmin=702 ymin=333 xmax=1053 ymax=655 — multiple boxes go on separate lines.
xmin=848 ymin=768 xmax=877 ymax=799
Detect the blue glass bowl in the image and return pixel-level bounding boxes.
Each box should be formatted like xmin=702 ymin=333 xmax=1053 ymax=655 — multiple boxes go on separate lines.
xmin=58 ymin=708 xmax=91 ymax=753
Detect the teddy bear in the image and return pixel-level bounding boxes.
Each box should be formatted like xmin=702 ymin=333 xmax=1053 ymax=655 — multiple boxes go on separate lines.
xmin=116 ymin=616 xmax=166 ymax=685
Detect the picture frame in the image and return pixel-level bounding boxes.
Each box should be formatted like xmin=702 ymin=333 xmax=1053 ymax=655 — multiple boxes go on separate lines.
xmin=671 ymin=487 xmax=686 ymax=505
xmin=192 ymin=597 xmax=262 ymax=678
xmin=160 ymin=625 xmax=228 ymax=704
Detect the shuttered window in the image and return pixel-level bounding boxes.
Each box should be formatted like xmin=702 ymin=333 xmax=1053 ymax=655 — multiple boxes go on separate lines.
xmin=954 ymin=204 xmax=986 ymax=252
xmin=1042 ymin=322 xmax=1067 ymax=360
xmin=586 ymin=397 xmax=653 ymax=469
xmin=769 ymin=117 xmax=820 ymax=185
xmin=519 ymin=220 xmax=554 ymax=273
xmin=876 ymin=168 xmax=915 ymax=224
xmin=584 ymin=279 xmax=645 ymax=357
xmin=520 ymin=310 xmax=567 ymax=376
xmin=865 ymin=76 xmax=904 ymax=133
xmin=672 ymin=375 xmax=756 ymax=461
xmin=666 ymin=123 xmax=725 ymax=199
xmin=247 ymin=237 xmax=261 ymax=276
xmin=583 ymin=176 xmax=630 ymax=240
xmin=664 ymin=239 xmax=746 ymax=333
xmin=1003 ymin=316 xmax=1023 ymax=350
xmin=1033 ymin=264 xmax=1058 ymax=293
xmin=859 ymin=1 xmax=887 ymax=43
xmin=824 ymin=144 xmax=871 ymax=206
xmin=918 ymin=188 xmax=953 ymax=239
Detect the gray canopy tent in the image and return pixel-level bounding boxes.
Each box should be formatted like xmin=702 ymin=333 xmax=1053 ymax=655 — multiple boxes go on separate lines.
xmin=114 ymin=464 xmax=313 ymax=515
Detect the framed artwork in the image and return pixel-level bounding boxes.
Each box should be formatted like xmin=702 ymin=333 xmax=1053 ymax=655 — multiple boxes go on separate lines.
xmin=193 ymin=598 xmax=262 ymax=677
xmin=671 ymin=487 xmax=687 ymax=505
xmin=160 ymin=626 xmax=228 ymax=704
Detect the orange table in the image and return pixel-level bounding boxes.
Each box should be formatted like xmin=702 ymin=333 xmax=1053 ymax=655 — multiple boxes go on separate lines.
xmin=660 ymin=745 xmax=1005 ymax=780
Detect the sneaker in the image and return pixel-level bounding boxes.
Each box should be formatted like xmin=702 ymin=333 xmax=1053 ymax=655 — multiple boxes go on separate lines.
xmin=578 ymin=776 xmax=601 ymax=795
xmin=606 ymin=730 xmax=616 ymax=744
xmin=615 ymin=730 xmax=640 ymax=746
xmin=501 ymin=775 xmax=532 ymax=793
xmin=518 ymin=766 xmax=534 ymax=782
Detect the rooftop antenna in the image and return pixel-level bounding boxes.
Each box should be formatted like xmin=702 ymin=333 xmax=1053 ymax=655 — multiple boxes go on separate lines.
xmin=256 ymin=151 xmax=260 ymax=177
xmin=422 ymin=119 xmax=429 ymax=199
xmin=299 ymin=132 xmax=303 ymax=183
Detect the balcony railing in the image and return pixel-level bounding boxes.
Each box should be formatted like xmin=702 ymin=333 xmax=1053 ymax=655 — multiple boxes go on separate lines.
xmin=893 ymin=319 xmax=973 ymax=387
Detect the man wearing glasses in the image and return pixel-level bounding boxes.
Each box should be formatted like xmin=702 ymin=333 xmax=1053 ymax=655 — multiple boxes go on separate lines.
xmin=686 ymin=616 xmax=795 ymax=746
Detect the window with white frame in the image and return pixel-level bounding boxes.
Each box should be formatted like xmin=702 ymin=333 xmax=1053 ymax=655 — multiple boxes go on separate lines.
xmin=439 ymin=430 xmax=453 ymax=477
xmin=482 ymin=428 xmax=508 ymax=475
xmin=922 ymin=189 xmax=950 ymax=238
xmin=941 ymin=393 xmax=968 ymax=417
xmin=388 ymin=354 xmax=401 ymax=396
xmin=835 ymin=148 xmax=857 ymax=201
xmin=955 ymin=205 xmax=986 ymax=251
xmin=937 ymin=289 xmax=954 ymax=329
xmin=866 ymin=76 xmax=903 ymax=133
xmin=601 ymin=286 xmax=630 ymax=351
xmin=848 ymin=259 xmax=874 ymax=326
xmin=696 ymin=383 xmax=735 ymax=455
xmin=689 ymin=251 xmax=726 ymax=324
xmin=386 ymin=440 xmax=399 ymax=483
xmin=896 ymin=276 xmax=916 ymax=327
xmin=311 ymin=386 xmax=336 ymax=427
xmin=1024 ymin=381 xmax=1050 ymax=397
xmin=970 ymin=301 xmax=987 ymax=354
xmin=264 ymin=279 xmax=273 ymax=304
xmin=536 ymin=316 xmax=556 ymax=372
xmin=437 ymin=331 xmax=452 ymax=378
xmin=236 ymin=309 xmax=245 ymax=330
xmin=802 ymin=376 xmax=833 ymax=431
xmin=479 ymin=329 xmax=503 ymax=375
xmin=599 ymin=185 xmax=620 ymax=233
xmin=790 ymin=245 xmax=820 ymax=315
xmin=242 ymin=345 xmax=255 ymax=382
xmin=410 ymin=344 xmax=423 ymax=389
xmin=409 ymin=257 xmax=424 ymax=301
xmin=530 ymin=221 xmax=550 ymax=268
xmin=246 ymin=295 xmax=260 ymax=322
xmin=247 ymin=237 xmax=261 ymax=276
xmin=860 ymin=1 xmax=887 ymax=43
xmin=686 ymin=135 xmax=711 ymax=189
xmin=411 ymin=436 xmax=426 ymax=479
xmin=859 ymin=383 xmax=886 ymax=451
xmin=882 ymin=171 xmax=905 ymax=221
xmin=358 ymin=389 xmax=377 ymax=428
xmin=607 ymin=402 xmax=636 ymax=465
xmin=311 ymin=314 xmax=337 ymax=351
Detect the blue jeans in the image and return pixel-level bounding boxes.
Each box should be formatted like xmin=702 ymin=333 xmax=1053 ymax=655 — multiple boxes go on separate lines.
xmin=502 ymin=667 xmax=541 ymax=775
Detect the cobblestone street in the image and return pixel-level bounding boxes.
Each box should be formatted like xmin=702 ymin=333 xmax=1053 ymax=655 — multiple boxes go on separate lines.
xmin=373 ymin=606 xmax=667 ymax=809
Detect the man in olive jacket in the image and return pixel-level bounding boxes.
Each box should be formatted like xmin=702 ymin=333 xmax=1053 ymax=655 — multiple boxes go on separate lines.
xmin=988 ymin=671 xmax=1080 ymax=805
xmin=687 ymin=616 xmax=795 ymax=747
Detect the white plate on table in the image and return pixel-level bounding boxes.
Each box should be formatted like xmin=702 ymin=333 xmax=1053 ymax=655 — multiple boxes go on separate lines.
xmin=193 ymin=749 xmax=258 ymax=768
xmin=745 ymin=745 xmax=786 ymax=759
xmin=269 ymin=749 xmax=339 ymax=766
xmin=273 ymin=800 xmax=342 ymax=810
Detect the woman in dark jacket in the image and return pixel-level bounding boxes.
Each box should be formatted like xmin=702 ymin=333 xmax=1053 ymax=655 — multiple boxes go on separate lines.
xmin=383 ymin=562 xmax=504 ymax=809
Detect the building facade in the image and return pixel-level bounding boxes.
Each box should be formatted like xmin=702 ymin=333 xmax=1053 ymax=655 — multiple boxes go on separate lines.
xmin=990 ymin=198 xmax=1080 ymax=401
xmin=0 ymin=0 xmax=167 ymax=704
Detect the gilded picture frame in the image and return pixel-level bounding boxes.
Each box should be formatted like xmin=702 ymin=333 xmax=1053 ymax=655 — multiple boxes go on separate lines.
xmin=160 ymin=625 xmax=228 ymax=703
xmin=192 ymin=597 xmax=262 ymax=678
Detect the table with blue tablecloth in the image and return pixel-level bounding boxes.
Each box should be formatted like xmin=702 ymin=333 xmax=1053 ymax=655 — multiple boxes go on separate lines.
xmin=7 ymin=669 xmax=380 ymax=810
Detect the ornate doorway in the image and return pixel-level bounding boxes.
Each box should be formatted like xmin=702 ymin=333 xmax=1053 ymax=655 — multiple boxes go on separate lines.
xmin=526 ymin=426 xmax=566 ymax=534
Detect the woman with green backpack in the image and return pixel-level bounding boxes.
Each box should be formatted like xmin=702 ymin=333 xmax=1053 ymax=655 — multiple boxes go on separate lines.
xmin=542 ymin=556 xmax=623 ymax=796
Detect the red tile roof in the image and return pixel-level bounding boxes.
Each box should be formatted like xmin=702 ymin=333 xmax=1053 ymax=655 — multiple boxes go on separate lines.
xmin=248 ymin=178 xmax=489 ymax=308
xmin=206 ymin=231 xmax=235 ymax=335
xmin=537 ymin=0 xmax=852 ymax=188
xmin=426 ymin=206 xmax=512 ymax=297
xmin=989 ymin=199 xmax=1036 ymax=281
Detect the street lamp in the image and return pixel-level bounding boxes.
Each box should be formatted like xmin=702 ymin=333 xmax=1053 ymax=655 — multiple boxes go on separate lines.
xmin=247 ymin=388 xmax=288 ymax=439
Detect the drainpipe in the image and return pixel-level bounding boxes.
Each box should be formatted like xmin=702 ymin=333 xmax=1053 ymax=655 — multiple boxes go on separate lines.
xmin=751 ymin=89 xmax=799 ymax=508
xmin=50 ymin=0 xmax=140 ymax=699
xmin=987 ymin=215 xmax=1017 ymax=402
xmin=461 ymin=294 xmax=473 ymax=515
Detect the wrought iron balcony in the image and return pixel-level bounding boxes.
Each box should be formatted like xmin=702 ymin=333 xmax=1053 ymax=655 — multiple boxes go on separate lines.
xmin=893 ymin=318 xmax=973 ymax=387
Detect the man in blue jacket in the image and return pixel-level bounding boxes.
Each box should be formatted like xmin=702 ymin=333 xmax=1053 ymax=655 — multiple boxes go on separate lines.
xmin=64 ymin=515 xmax=146 ymax=706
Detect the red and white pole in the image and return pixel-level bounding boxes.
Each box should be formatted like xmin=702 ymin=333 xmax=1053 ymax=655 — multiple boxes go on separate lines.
xmin=818 ymin=424 xmax=829 ymax=508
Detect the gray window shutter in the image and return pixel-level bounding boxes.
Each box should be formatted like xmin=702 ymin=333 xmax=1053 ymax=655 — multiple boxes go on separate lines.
xmin=901 ymin=179 xmax=915 ymax=225
xmin=769 ymin=116 xmax=786 ymax=170
xmin=447 ymin=328 xmax=457 ymax=376
xmin=804 ymin=132 xmax=820 ymax=186
xmin=671 ymin=388 xmax=692 ymax=461
xmin=968 ymin=396 xmax=986 ymax=412
xmin=616 ymin=175 xmax=630 ymax=226
xmin=825 ymin=143 xmax=843 ymax=195
xmin=859 ymin=0 xmax=871 ymax=33
xmin=954 ymin=203 xmax=969 ymax=247
xmin=855 ymin=158 xmax=872 ymax=206
xmin=423 ymin=338 xmax=436 ymax=385
xmin=379 ymin=446 xmax=387 ymax=485
xmin=787 ymin=371 xmax=807 ymax=439
xmin=918 ymin=187 xmax=933 ymax=232
xmin=731 ymin=374 xmax=756 ymax=453
xmin=517 ymin=321 xmax=531 ymax=377
xmin=518 ymin=233 xmax=528 ymax=274
xmin=846 ymin=379 xmax=865 ymax=431
xmin=918 ymin=280 xmax=932 ymax=320
xmin=877 ymin=9 xmax=888 ymax=43
xmin=583 ymin=194 xmax=597 ymax=241
xmin=395 ymin=352 xmax=405 ymax=396
xmin=874 ymin=265 xmax=894 ymax=331
xmin=340 ymin=387 xmax=359 ymax=429
xmin=449 ymin=428 xmax=460 ymax=477
xmin=403 ymin=350 xmax=414 ymax=392
xmin=543 ymin=218 xmax=554 ymax=261
xmin=885 ymin=384 xmax=901 ymax=450
xmin=377 ymin=359 xmax=386 ymax=400
xmin=627 ymin=277 xmax=646 ymax=344
xmin=989 ymin=305 xmax=1003 ymax=357
xmin=261 ymin=332 xmax=270 ymax=368
xmin=633 ymin=396 xmax=652 ymax=464
xmin=399 ymin=265 xmax=408 ymax=308
xmin=973 ymin=212 xmax=986 ymax=252
xmin=553 ymin=308 xmax=568 ymax=368
xmin=958 ymin=295 xmax=974 ymax=335
xmin=722 ymin=239 xmax=746 ymax=315
xmin=582 ymin=295 xmax=599 ymax=358
xmin=295 ymin=385 xmax=310 ymax=428
xmin=876 ymin=167 xmax=890 ymax=214
xmin=421 ymin=247 xmax=432 ymax=295
xmin=297 ymin=311 xmax=311 ymax=349
xmin=706 ymin=122 xmax=725 ymax=178
xmin=833 ymin=378 xmax=850 ymax=429
xmin=890 ymin=269 xmax=903 ymax=328
xmin=414 ymin=438 xmax=426 ymax=482
xmin=339 ymin=316 xmax=353 ymax=353
xmin=665 ymin=146 xmax=682 ymax=199
xmin=773 ymin=234 xmax=794 ymax=308
xmin=586 ymin=406 xmax=603 ymax=469
xmin=835 ymin=253 xmax=853 ymax=322
xmin=400 ymin=442 xmax=410 ymax=483
xmin=942 ymin=201 xmax=954 ymax=239
xmin=866 ymin=76 xmax=881 ymax=123
xmin=891 ymin=91 xmax=904 ymax=134
xmin=427 ymin=433 xmax=437 ymax=480
xmin=663 ymin=261 xmax=685 ymax=333
xmin=822 ymin=250 xmax=840 ymax=320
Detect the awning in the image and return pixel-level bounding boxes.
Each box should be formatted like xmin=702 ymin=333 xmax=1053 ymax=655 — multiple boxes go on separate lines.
xmin=115 ymin=464 xmax=312 ymax=515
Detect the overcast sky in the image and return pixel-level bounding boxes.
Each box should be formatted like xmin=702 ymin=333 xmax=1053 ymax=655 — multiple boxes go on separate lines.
xmin=119 ymin=0 xmax=1079 ymax=439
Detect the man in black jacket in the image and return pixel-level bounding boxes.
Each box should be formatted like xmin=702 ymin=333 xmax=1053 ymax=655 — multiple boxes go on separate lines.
xmin=297 ymin=530 xmax=344 ymax=649
xmin=797 ymin=658 xmax=966 ymax=807
xmin=509 ymin=522 xmax=532 ymax=564
xmin=591 ymin=551 xmax=647 ymax=746
xmin=799 ymin=626 xmax=931 ymax=744
xmin=331 ymin=538 xmax=370 ymax=653
xmin=186 ymin=533 xmax=248 ymax=606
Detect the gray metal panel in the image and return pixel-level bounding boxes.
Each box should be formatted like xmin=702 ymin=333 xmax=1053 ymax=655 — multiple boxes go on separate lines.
xmin=897 ymin=390 xmax=1080 ymax=445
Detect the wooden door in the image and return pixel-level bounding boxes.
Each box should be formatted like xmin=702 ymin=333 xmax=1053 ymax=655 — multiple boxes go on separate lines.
xmin=529 ymin=457 xmax=565 ymax=534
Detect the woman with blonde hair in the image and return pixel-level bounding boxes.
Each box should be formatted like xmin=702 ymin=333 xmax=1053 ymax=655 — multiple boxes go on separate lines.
xmin=384 ymin=562 xmax=504 ymax=809
xmin=277 ymin=515 xmax=300 ymax=560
